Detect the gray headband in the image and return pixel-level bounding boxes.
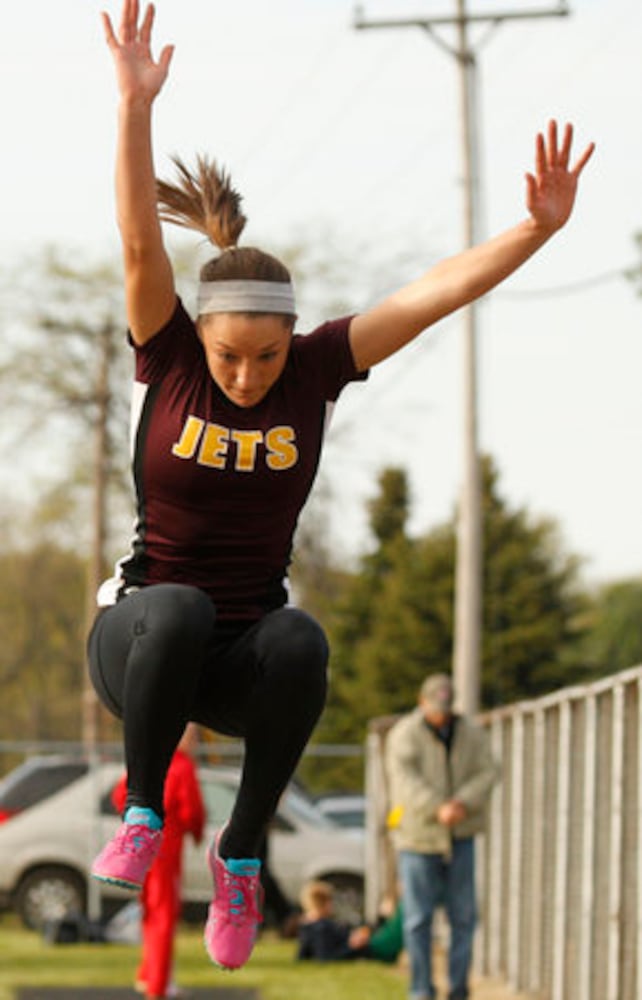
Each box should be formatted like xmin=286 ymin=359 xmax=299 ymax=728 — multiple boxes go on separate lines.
xmin=198 ymin=279 xmax=296 ymax=316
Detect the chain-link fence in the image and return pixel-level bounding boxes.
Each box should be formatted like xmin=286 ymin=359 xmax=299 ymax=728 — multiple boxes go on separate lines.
xmin=365 ymin=664 xmax=642 ymax=1000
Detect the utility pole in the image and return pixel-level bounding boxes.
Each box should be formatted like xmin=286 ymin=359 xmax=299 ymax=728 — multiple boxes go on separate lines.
xmin=354 ymin=1 xmax=569 ymax=714
xmin=85 ymin=320 xmax=116 ymax=923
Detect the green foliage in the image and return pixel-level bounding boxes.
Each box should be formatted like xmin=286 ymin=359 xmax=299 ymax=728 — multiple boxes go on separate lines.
xmin=479 ymin=456 xmax=588 ymax=705
xmin=289 ymin=481 xmax=353 ymax=626
xmin=0 ymin=541 xmax=86 ymax=742
xmin=579 ymin=578 xmax=642 ymax=676
xmin=310 ymin=456 xmax=591 ymax=788
xmin=367 ymin=467 xmax=410 ymax=549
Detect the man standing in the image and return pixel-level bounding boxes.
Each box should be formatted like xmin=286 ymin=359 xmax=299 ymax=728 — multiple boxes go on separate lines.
xmin=385 ymin=674 xmax=498 ymax=1000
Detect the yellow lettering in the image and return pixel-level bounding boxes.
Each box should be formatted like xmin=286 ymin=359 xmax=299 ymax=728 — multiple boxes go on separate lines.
xmin=171 ymin=416 xmax=205 ymax=459
xmin=197 ymin=423 xmax=230 ymax=469
xmin=265 ymin=426 xmax=298 ymax=470
xmin=172 ymin=419 xmax=298 ymax=472
xmin=231 ymin=430 xmax=264 ymax=472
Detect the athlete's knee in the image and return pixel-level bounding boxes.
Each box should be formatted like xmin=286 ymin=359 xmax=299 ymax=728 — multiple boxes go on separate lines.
xmin=256 ymin=610 xmax=329 ymax=716
xmin=263 ymin=608 xmax=329 ymax=670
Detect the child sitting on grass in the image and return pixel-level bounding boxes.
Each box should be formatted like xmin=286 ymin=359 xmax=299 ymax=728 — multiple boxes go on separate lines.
xmin=296 ymin=880 xmax=353 ymax=961
xmin=296 ymin=880 xmax=404 ymax=964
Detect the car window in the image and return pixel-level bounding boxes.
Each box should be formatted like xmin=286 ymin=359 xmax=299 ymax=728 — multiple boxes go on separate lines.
xmin=327 ymin=810 xmax=365 ymax=827
xmin=0 ymin=761 xmax=88 ymax=811
xmin=283 ymin=788 xmax=334 ymax=828
xmin=98 ymin=771 xmax=240 ymax=822
xmin=270 ymin=812 xmax=295 ymax=833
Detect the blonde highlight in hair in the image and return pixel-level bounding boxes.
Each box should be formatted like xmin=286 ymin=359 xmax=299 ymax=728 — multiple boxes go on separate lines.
xmin=157 ymin=155 xmax=246 ymax=250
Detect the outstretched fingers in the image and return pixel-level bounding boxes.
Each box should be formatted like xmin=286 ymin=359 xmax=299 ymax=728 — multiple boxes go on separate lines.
xmin=545 ymin=119 xmax=560 ymax=169
xmin=524 ymin=118 xmax=595 ymax=230
xmin=571 ymin=140 xmax=596 ymax=179
xmin=102 ymin=0 xmax=172 ymax=69
xmin=535 ymin=119 xmax=595 ymax=179
xmin=158 ymin=43 xmax=175 ymax=76
xmin=540 ymin=119 xmax=571 ymax=171
xmin=533 ymin=130 xmax=546 ymax=178
xmin=524 ymin=171 xmax=536 ymax=203
xmin=106 ymin=0 xmax=156 ymax=47
xmin=118 ymin=0 xmax=139 ymax=44
xmin=139 ymin=2 xmax=155 ymax=47
xmin=556 ymin=121 xmax=572 ymax=170
xmin=101 ymin=11 xmax=118 ymax=49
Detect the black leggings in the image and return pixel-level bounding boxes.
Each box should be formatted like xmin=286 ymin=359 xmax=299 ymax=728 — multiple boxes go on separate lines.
xmin=87 ymin=583 xmax=328 ymax=858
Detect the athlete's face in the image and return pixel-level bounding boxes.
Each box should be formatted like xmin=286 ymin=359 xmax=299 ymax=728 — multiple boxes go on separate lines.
xmin=198 ymin=313 xmax=293 ymax=408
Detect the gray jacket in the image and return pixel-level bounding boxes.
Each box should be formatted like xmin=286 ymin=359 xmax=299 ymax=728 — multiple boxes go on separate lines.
xmin=385 ymin=708 xmax=499 ymax=855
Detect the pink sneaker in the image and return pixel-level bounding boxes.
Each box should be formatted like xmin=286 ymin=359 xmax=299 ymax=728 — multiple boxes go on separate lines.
xmin=91 ymin=821 xmax=162 ymax=890
xmin=204 ymin=830 xmax=263 ymax=970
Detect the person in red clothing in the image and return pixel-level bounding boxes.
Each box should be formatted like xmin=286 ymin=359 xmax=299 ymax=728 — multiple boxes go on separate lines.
xmin=113 ymin=723 xmax=206 ymax=1000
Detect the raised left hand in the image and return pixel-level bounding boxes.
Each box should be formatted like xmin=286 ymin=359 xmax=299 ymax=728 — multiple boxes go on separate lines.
xmin=525 ymin=120 xmax=594 ymax=233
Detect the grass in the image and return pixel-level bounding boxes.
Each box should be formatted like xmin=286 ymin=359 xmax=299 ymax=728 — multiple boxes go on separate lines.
xmin=0 ymin=915 xmax=408 ymax=1000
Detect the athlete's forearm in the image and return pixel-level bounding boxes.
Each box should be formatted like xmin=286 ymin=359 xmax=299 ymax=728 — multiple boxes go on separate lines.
xmin=115 ymin=97 xmax=164 ymax=257
xmin=349 ymin=216 xmax=553 ymax=371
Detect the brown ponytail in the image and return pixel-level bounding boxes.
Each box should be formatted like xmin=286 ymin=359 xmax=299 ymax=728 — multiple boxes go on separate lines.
xmin=157 ymin=156 xmax=292 ymax=286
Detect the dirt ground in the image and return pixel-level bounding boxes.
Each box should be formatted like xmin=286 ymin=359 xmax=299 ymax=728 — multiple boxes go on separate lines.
xmin=468 ymin=975 xmax=531 ymax=1000
xmin=420 ymin=944 xmax=533 ymax=1000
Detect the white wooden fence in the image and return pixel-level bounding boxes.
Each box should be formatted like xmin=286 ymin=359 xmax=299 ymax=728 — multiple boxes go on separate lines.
xmin=365 ymin=664 xmax=642 ymax=1000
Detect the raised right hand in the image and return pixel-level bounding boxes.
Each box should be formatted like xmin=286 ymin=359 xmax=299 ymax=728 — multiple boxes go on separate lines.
xmin=101 ymin=0 xmax=174 ymax=104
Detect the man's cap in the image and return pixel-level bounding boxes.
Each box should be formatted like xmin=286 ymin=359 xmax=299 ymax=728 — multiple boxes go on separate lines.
xmin=420 ymin=673 xmax=454 ymax=712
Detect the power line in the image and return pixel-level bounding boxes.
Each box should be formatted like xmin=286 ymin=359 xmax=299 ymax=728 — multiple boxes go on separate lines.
xmin=246 ymin=32 xmax=404 ymax=207
xmin=234 ymin=23 xmax=347 ymax=171
xmin=497 ymin=265 xmax=636 ymax=298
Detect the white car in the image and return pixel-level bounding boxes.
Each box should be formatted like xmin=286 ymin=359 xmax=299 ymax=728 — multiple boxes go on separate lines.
xmin=315 ymin=793 xmax=366 ymax=829
xmin=0 ymin=760 xmax=364 ymax=929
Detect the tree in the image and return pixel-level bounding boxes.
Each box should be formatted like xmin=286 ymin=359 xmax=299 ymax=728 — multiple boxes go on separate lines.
xmin=580 ymin=578 xmax=642 ymax=676
xmin=479 ymin=457 xmax=588 ymax=705
xmin=303 ymin=468 xmax=413 ymax=788
xmin=0 ymin=539 xmax=86 ymax=742
xmin=289 ymin=479 xmax=352 ymax=626
xmin=0 ymin=250 xmax=137 ymax=745
xmin=313 ymin=456 xmax=589 ymax=789
xmin=0 ymin=249 xmax=134 ymax=542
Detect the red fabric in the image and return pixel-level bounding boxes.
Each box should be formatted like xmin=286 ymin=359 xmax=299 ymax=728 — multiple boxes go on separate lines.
xmin=112 ymin=750 xmax=206 ymax=997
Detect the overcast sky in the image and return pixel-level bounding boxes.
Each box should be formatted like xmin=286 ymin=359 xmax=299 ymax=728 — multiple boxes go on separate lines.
xmin=1 ymin=0 xmax=640 ymax=586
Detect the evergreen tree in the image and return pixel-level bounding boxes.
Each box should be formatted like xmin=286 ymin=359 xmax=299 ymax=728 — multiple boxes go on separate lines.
xmin=303 ymin=468 xmax=412 ymax=788
xmin=318 ymin=456 xmax=589 ymax=775
xmin=479 ymin=457 xmax=587 ymax=704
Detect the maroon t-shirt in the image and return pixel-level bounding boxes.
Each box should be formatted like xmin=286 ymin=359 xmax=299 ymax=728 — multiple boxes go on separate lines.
xmin=99 ymin=299 xmax=366 ymax=622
